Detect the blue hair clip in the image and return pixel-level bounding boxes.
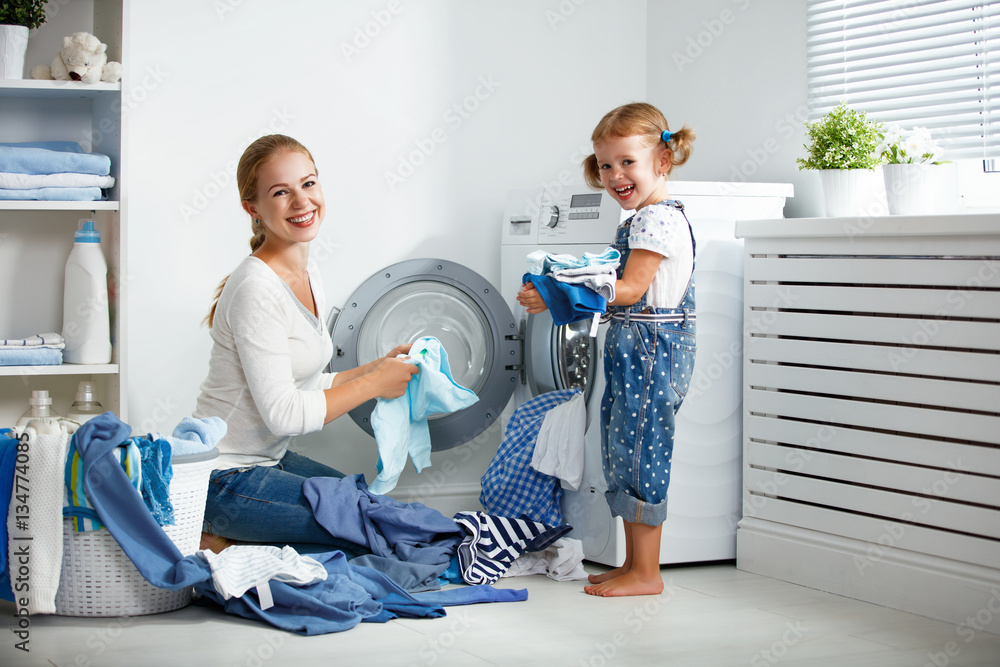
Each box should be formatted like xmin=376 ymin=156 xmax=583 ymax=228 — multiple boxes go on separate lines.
xmin=661 ymin=130 xmax=673 ymax=143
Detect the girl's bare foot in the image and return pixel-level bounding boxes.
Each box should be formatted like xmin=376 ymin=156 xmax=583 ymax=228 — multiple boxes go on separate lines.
xmin=584 ymin=571 xmax=664 ymax=597
xmin=588 ymin=565 xmax=630 ymax=584
xmin=199 ymin=532 xmax=235 ymax=553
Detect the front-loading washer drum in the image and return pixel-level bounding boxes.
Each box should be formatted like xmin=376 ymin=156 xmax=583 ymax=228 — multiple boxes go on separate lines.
xmin=524 ymin=309 xmax=597 ymax=404
xmin=329 ymin=258 xmax=520 ymax=451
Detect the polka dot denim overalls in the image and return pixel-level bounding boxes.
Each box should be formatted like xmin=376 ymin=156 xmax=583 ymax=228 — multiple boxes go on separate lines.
xmin=600 ymin=199 xmax=696 ymax=527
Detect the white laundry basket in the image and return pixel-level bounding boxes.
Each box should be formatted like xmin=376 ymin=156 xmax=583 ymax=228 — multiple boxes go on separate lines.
xmin=54 ymin=447 xmax=218 ymax=617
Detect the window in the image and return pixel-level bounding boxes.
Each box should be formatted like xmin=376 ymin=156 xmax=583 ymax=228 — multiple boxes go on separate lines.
xmin=806 ymin=0 xmax=1000 ymax=160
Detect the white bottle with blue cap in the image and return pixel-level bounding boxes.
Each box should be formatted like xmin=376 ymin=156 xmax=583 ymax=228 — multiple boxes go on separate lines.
xmin=62 ymin=219 xmax=112 ymax=364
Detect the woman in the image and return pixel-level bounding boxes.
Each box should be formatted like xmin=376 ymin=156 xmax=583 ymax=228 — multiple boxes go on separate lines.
xmin=196 ymin=134 xmax=417 ymax=553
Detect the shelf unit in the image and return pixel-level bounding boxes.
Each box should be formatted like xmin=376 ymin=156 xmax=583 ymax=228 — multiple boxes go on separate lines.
xmin=0 ymin=0 xmax=126 ymax=426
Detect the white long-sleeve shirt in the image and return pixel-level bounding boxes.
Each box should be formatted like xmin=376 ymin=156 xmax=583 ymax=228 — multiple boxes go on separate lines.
xmin=194 ymin=257 xmax=335 ymax=470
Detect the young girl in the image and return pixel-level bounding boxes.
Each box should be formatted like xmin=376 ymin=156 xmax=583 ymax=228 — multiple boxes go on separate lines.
xmin=196 ymin=134 xmax=417 ymax=553
xmin=518 ymin=102 xmax=696 ymax=596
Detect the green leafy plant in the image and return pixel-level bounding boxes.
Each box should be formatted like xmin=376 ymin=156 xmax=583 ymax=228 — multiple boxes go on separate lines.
xmin=0 ymin=0 xmax=47 ymax=30
xmin=797 ymin=103 xmax=885 ymax=170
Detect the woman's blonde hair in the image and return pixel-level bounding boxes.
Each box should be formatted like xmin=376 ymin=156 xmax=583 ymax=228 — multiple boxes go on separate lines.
xmin=204 ymin=134 xmax=317 ymax=328
xmin=582 ymin=102 xmax=695 ymax=189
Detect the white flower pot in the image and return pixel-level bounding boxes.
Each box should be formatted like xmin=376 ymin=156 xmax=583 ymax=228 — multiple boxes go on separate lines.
xmin=0 ymin=24 xmax=29 ymax=80
xmin=819 ymin=169 xmax=882 ymax=217
xmin=883 ymin=163 xmax=932 ymax=216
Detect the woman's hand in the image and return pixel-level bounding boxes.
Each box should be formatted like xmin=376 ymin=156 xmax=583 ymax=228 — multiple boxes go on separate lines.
xmin=383 ymin=343 xmax=412 ymax=360
xmin=370 ymin=357 xmax=418 ymax=399
xmin=517 ymin=283 xmax=548 ymax=314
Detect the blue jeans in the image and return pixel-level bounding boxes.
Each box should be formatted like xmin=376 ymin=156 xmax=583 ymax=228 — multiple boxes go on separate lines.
xmin=203 ymin=450 xmax=366 ymax=556
xmin=600 ymin=317 xmax=696 ymax=526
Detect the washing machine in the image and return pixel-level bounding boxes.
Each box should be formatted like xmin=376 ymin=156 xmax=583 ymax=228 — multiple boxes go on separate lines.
xmin=500 ymin=181 xmax=793 ymax=566
xmin=328 ymin=258 xmax=521 ymax=451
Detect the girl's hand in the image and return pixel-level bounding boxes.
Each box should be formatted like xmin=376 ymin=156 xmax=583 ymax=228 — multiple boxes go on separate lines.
xmin=371 ymin=357 xmax=418 ymax=399
xmin=517 ymin=283 xmax=548 ymax=314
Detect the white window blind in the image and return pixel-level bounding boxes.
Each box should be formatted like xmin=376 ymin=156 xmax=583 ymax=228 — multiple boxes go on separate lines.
xmin=806 ymin=0 xmax=1000 ymax=160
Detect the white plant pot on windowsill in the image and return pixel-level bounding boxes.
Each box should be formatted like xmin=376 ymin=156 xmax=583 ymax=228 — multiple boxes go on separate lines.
xmin=0 ymin=24 xmax=29 ymax=80
xmin=819 ymin=168 xmax=884 ymax=217
xmin=883 ymin=163 xmax=933 ymax=216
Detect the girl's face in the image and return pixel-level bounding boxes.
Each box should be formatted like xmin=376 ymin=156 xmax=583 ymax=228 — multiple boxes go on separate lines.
xmin=593 ymin=134 xmax=671 ymax=211
xmin=243 ymin=149 xmax=324 ymax=248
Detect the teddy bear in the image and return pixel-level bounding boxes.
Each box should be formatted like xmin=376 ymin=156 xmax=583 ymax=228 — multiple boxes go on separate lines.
xmin=30 ymin=32 xmax=123 ymax=84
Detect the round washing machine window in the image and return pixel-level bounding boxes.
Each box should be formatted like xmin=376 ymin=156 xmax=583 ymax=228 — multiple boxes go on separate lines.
xmin=330 ymin=259 xmax=520 ymax=451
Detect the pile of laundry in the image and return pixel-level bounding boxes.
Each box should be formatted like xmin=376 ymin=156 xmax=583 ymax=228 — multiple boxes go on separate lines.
xmin=0 ymin=412 xmax=588 ymax=636
xmin=0 ymin=332 xmax=65 ymax=366
xmin=0 ymin=141 xmax=114 ymax=202
xmin=521 ymin=247 xmax=621 ymax=332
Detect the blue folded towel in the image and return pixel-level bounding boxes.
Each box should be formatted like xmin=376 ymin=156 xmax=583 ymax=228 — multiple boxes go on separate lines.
xmin=167 ymin=416 xmax=227 ymax=457
xmin=0 ymin=348 xmax=63 ymax=366
xmin=0 ymin=141 xmax=85 ymax=153
xmin=0 ymin=145 xmax=111 ymax=176
xmin=0 ymin=186 xmax=105 ymax=201
xmin=522 ymin=273 xmax=606 ymax=326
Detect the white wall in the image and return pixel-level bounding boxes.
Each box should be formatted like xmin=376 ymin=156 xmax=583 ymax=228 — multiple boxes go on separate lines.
xmin=124 ymin=0 xmax=647 ymax=512
xmin=646 ymin=0 xmax=817 ymax=218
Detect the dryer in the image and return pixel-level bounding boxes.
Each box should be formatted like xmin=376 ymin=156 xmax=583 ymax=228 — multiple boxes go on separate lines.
xmin=500 ymin=181 xmax=793 ymax=566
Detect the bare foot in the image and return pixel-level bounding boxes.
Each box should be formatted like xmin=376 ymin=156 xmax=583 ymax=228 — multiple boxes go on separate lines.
xmin=584 ymin=571 xmax=664 ymax=597
xmin=588 ymin=565 xmax=630 ymax=584
xmin=199 ymin=532 xmax=235 ymax=553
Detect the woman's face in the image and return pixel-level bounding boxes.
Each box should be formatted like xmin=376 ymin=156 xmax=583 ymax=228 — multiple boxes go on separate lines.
xmin=243 ymin=149 xmax=324 ymax=248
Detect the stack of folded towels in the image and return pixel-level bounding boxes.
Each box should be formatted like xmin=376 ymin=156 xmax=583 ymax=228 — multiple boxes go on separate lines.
xmin=0 ymin=333 xmax=65 ymax=366
xmin=0 ymin=141 xmax=114 ymax=202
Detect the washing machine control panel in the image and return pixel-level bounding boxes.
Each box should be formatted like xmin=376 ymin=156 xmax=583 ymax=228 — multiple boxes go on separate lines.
xmin=502 ymin=187 xmax=627 ymax=246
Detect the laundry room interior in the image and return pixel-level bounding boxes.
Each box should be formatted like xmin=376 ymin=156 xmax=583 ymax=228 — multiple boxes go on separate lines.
xmin=1 ymin=0 xmax=999 ymax=665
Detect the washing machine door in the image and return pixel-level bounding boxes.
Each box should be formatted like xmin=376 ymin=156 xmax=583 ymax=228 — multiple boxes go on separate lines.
xmin=524 ymin=310 xmax=598 ymax=404
xmin=329 ymin=258 xmax=520 ymax=451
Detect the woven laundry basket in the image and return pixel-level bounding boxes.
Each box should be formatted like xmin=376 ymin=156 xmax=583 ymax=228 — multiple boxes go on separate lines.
xmin=54 ymin=447 xmax=218 ymax=617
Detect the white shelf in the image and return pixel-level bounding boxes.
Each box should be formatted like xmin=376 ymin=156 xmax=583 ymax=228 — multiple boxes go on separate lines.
xmin=0 ymin=364 xmax=119 ymax=377
xmin=0 ymin=201 xmax=119 ymax=211
xmin=0 ymin=79 xmax=120 ymax=98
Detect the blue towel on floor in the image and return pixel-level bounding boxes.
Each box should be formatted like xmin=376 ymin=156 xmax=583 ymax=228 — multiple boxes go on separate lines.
xmin=0 ymin=348 xmax=62 ymax=366
xmin=522 ymin=273 xmax=606 ymax=326
xmin=0 ymin=145 xmax=111 ymax=176
xmin=0 ymin=186 xmax=106 ymax=201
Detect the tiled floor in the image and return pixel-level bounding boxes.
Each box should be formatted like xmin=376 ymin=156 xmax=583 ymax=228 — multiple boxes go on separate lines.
xmin=3 ymin=561 xmax=999 ymax=666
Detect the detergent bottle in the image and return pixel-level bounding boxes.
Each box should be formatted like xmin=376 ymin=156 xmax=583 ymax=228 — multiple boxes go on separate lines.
xmin=62 ymin=219 xmax=112 ymax=364
xmin=66 ymin=381 xmax=105 ymax=424
xmin=14 ymin=390 xmax=63 ymax=431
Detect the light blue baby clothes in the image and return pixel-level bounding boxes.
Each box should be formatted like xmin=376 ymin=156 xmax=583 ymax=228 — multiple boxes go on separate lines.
xmin=525 ymin=247 xmax=621 ymax=275
xmin=369 ymin=337 xmax=479 ymax=495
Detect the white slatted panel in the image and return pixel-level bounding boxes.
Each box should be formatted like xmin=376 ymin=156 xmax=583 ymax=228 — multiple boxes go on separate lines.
xmin=744 ymin=240 xmax=1000 ymax=570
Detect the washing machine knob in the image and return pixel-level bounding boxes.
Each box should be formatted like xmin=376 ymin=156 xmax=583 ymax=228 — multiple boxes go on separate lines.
xmin=542 ymin=204 xmax=560 ymax=228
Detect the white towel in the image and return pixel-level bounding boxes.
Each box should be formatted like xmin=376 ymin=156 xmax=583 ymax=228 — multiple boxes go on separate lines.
xmin=0 ymin=172 xmax=115 ymax=190
xmin=0 ymin=332 xmax=65 ymax=349
xmin=199 ymin=545 xmax=328 ymax=601
xmin=530 ymin=391 xmax=587 ymax=491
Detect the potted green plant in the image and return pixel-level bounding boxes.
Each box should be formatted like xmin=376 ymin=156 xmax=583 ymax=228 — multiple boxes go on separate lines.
xmin=0 ymin=0 xmax=47 ymax=80
xmin=797 ymin=103 xmax=885 ymax=217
